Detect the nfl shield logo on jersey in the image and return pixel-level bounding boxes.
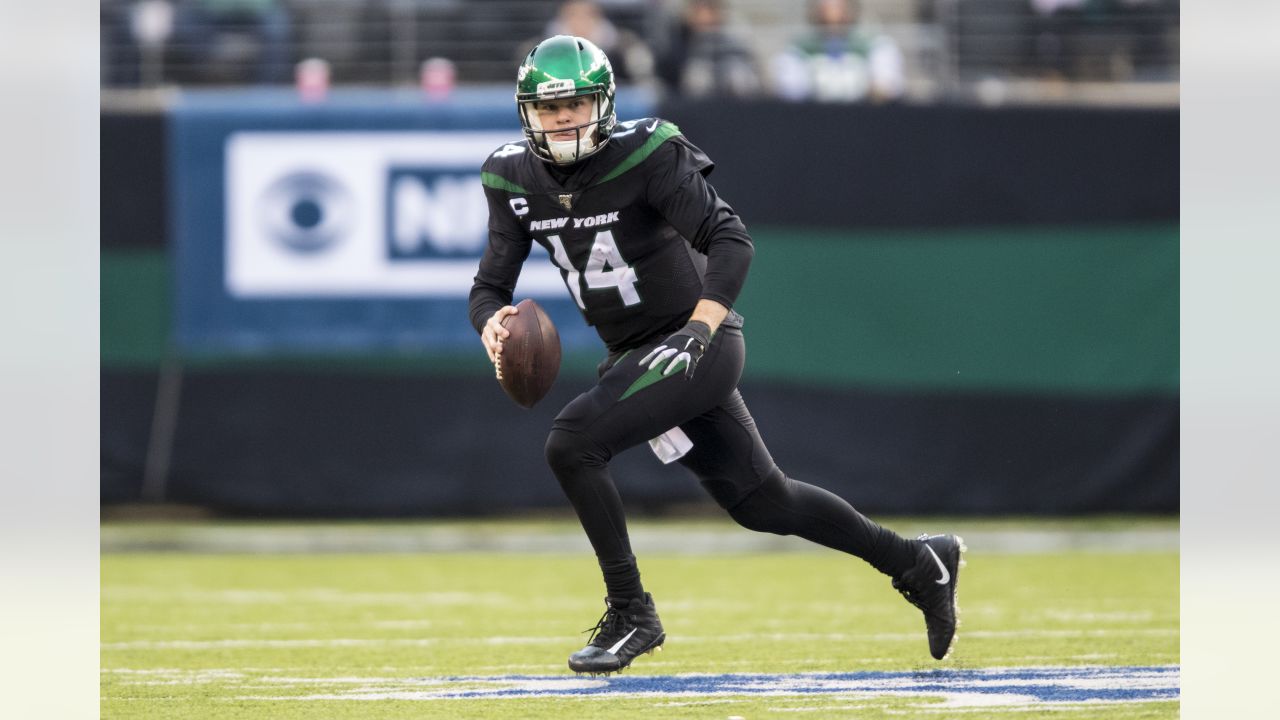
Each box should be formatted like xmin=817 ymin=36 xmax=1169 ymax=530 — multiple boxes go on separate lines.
xmin=558 ymin=193 xmax=574 ymax=210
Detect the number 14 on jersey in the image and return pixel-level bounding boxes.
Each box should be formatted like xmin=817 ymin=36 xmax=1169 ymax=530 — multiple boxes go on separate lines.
xmin=546 ymin=231 xmax=641 ymax=310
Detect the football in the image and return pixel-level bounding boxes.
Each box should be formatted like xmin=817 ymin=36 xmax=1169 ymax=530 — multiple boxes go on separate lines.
xmin=497 ymin=298 xmax=562 ymax=408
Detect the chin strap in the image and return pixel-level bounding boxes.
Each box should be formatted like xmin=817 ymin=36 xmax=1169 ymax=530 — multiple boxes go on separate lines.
xmin=548 ymin=134 xmax=595 ymax=164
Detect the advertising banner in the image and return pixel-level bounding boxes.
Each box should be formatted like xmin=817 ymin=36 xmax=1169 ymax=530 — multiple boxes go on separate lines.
xmin=169 ymin=90 xmax=654 ymax=354
xmin=224 ymin=131 xmax=563 ymax=299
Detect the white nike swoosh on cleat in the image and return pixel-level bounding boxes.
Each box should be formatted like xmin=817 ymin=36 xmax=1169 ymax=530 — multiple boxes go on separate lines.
xmin=606 ymin=627 xmax=638 ymax=655
xmin=924 ymin=543 xmax=951 ymax=585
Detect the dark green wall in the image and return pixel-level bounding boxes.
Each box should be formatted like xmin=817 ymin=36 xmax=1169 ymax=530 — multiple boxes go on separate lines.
xmin=104 ymin=222 xmax=1178 ymax=396
xmin=734 ymin=224 xmax=1178 ymax=395
xmin=101 ymin=250 xmax=169 ymax=367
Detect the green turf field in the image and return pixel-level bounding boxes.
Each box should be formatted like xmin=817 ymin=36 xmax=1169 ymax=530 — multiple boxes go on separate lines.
xmin=101 ymin=518 xmax=1179 ymax=719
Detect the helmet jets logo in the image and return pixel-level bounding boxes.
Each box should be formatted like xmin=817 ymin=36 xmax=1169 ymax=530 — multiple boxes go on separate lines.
xmin=537 ymin=79 xmax=576 ymax=98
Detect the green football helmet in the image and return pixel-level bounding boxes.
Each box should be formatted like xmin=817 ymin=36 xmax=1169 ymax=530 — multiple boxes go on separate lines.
xmin=516 ymin=35 xmax=617 ymax=165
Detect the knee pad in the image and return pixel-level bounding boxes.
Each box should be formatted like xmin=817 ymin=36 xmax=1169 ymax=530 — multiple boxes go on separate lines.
xmin=724 ymin=472 xmax=791 ymax=536
xmin=544 ymin=428 xmax=608 ymax=475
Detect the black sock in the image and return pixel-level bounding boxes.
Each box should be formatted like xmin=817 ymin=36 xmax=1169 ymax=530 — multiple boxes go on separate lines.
xmin=600 ymin=556 xmax=644 ymax=600
xmin=728 ymin=472 xmax=920 ymax=578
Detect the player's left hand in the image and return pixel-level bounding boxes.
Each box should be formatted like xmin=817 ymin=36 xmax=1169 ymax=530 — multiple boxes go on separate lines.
xmin=639 ymin=320 xmax=712 ymax=379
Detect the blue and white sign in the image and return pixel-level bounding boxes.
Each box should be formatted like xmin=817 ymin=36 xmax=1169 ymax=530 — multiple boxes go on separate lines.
xmin=169 ymin=89 xmax=656 ymax=355
xmin=224 ymin=131 xmax=561 ymax=298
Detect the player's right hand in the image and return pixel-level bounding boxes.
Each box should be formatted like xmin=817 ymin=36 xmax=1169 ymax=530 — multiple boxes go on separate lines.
xmin=482 ymin=305 xmax=519 ymax=368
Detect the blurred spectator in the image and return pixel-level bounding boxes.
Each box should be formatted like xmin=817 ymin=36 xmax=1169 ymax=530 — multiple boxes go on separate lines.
xmin=1116 ymin=0 xmax=1178 ymax=80
xmin=167 ymin=0 xmax=293 ymax=85
xmin=652 ymin=0 xmax=763 ymax=99
xmin=102 ymin=0 xmax=174 ymax=86
xmin=1029 ymin=0 xmax=1177 ymax=81
xmin=772 ymin=0 xmax=904 ymax=103
xmin=517 ymin=0 xmax=656 ymax=85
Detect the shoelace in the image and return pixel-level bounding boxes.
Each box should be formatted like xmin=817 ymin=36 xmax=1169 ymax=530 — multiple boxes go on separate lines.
xmin=893 ymin=579 xmax=926 ymax=611
xmin=894 ymin=578 xmax=946 ymax=620
xmin=583 ymin=606 xmax=626 ymax=644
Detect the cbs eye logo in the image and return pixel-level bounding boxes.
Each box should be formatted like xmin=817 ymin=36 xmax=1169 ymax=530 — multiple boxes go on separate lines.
xmin=256 ymin=171 xmax=355 ymax=253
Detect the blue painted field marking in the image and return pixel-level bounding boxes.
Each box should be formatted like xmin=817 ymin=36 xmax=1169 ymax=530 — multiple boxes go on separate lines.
xmin=421 ymin=666 xmax=1179 ymax=704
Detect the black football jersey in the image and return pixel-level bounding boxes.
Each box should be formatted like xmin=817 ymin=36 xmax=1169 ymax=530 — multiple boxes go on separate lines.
xmin=470 ymin=118 xmax=753 ymax=352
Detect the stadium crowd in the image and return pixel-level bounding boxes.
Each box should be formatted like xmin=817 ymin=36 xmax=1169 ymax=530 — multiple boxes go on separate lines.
xmin=101 ymin=0 xmax=1179 ymax=101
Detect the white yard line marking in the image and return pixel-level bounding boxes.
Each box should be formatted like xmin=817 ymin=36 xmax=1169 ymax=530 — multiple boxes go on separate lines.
xmin=104 ymin=638 xmax=439 ymax=650
xmin=101 ymin=587 xmax=507 ymax=606
xmin=103 ymin=627 xmax=1178 ymax=651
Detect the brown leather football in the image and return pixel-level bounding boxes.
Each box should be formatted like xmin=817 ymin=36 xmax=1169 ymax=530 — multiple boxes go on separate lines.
xmin=497 ymin=298 xmax=562 ymax=408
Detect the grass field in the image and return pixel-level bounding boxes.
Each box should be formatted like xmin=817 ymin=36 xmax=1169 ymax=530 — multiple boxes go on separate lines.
xmin=101 ymin=518 xmax=1179 ymax=719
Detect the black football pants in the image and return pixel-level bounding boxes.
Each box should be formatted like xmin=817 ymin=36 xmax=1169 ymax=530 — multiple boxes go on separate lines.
xmin=543 ymin=325 xmax=919 ymax=600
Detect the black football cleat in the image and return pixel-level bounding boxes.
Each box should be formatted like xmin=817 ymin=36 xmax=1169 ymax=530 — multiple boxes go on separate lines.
xmin=567 ymin=593 xmax=666 ymax=675
xmin=892 ymin=533 xmax=967 ymax=660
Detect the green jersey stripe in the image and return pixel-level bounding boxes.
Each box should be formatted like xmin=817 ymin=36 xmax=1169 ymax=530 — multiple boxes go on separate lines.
xmin=595 ymin=122 xmax=684 ymax=186
xmin=481 ymin=171 xmax=530 ymax=194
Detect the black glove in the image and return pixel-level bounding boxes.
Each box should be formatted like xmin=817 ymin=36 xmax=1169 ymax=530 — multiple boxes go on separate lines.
xmin=638 ymin=320 xmax=712 ymax=379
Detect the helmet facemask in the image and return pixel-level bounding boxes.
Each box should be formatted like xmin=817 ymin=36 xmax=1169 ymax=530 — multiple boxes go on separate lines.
xmin=518 ymin=92 xmax=613 ymax=165
xmin=515 ymin=35 xmax=618 ymax=166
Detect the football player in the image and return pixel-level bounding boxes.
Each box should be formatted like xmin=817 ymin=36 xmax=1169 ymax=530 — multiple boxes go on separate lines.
xmin=469 ymin=35 xmax=964 ymax=675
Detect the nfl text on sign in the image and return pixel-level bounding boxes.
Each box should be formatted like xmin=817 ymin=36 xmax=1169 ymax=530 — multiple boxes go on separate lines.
xmin=498 ymin=299 xmax=562 ymax=408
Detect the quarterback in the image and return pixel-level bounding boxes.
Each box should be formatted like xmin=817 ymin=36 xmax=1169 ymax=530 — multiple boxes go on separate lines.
xmin=469 ymin=35 xmax=964 ymax=675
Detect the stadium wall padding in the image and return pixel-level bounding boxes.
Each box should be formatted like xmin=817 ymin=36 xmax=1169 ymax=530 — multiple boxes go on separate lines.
xmin=101 ymin=111 xmax=168 ymax=249
xmin=100 ymin=368 xmax=1177 ymax=516
xmin=658 ymin=98 xmax=1178 ymax=228
xmin=100 ymin=97 xmax=1178 ymax=515
xmin=100 ymin=100 xmax=1176 ymax=245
